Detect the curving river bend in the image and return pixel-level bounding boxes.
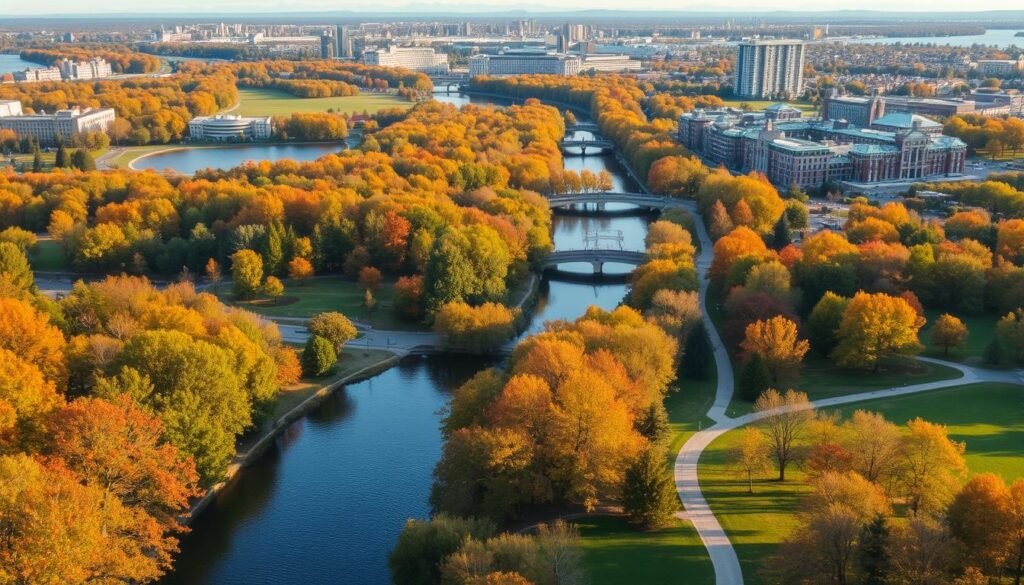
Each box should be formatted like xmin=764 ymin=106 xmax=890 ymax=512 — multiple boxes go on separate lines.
xmin=162 ymin=93 xmax=652 ymax=585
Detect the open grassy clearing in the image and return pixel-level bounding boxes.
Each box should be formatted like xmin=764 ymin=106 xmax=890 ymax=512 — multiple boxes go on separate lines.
xmin=29 ymin=239 xmax=69 ymax=272
xmin=234 ymin=87 xmax=412 ymax=117
xmin=216 ymin=275 xmax=425 ymax=331
xmin=3 ymin=148 xmax=108 ymax=172
xmin=700 ymin=382 xmax=1024 ymax=584
xmin=579 ymin=515 xmax=714 ymax=585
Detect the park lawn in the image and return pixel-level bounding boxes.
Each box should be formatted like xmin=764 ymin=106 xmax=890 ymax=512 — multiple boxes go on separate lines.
xmin=700 ymin=382 xmax=1024 ymax=584
xmin=725 ymin=357 xmax=964 ymax=417
xmin=6 ymin=147 xmax=107 ymax=172
xmin=29 ymin=238 xmax=69 ymax=272
xmin=579 ymin=515 xmax=714 ymax=585
xmin=234 ymin=87 xmax=412 ymax=117
xmin=667 ymin=370 xmax=718 ymax=458
xmin=109 ymin=144 xmax=185 ymax=169
xmin=920 ymin=308 xmax=998 ymax=362
xmin=973 ymin=148 xmax=1024 ymax=162
xmin=266 ymin=348 xmax=397 ymax=422
xmin=218 ymin=275 xmax=426 ymax=331
xmin=718 ymin=99 xmax=817 ymax=114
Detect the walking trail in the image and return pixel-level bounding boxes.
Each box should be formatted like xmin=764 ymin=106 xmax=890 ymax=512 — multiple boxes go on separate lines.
xmin=675 ymin=201 xmax=1024 ymax=585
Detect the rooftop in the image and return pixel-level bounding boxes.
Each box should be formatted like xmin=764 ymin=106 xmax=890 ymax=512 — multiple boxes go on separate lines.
xmin=872 ymin=112 xmax=943 ymax=130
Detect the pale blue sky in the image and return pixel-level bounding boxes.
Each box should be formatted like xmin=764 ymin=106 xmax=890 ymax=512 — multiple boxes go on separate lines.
xmin=7 ymin=0 xmax=1024 ymax=15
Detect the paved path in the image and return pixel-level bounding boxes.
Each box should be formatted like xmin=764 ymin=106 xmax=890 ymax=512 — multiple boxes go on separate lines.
xmin=673 ymin=202 xmax=1024 ymax=585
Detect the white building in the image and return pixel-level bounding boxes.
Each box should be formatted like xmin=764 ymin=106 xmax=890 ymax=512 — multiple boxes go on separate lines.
xmin=362 ymin=46 xmax=449 ymax=73
xmin=0 ymin=100 xmax=23 ymax=117
xmin=12 ymin=66 xmax=63 ymax=83
xmin=188 ymin=115 xmax=273 ymax=142
xmin=0 ymin=106 xmax=117 ymax=145
xmin=469 ymin=51 xmax=582 ymax=77
xmin=59 ymin=58 xmax=114 ymax=81
xmin=579 ymin=54 xmax=642 ymax=73
xmin=733 ymin=39 xmax=806 ymax=99
xmin=975 ymin=57 xmax=1024 ymax=77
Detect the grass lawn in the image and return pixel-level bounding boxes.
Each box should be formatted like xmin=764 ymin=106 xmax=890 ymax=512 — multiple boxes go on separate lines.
xmin=920 ymin=308 xmax=998 ymax=362
xmin=108 ymin=145 xmax=185 ymax=169
xmin=217 ymin=275 xmax=425 ymax=331
xmin=718 ymin=99 xmax=817 ymax=114
xmin=29 ymin=239 xmax=69 ymax=272
xmin=700 ymin=382 xmax=1024 ymax=584
xmin=579 ymin=515 xmax=714 ymax=585
xmin=266 ymin=348 xmax=397 ymax=422
xmin=234 ymin=87 xmax=412 ymax=117
xmin=4 ymin=147 xmax=108 ymax=172
xmin=726 ymin=356 xmax=964 ymax=417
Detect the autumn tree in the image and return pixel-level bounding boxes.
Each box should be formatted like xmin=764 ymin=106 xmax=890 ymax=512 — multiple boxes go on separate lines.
xmin=732 ymin=427 xmax=771 ymax=493
xmin=389 ymin=514 xmax=495 ymax=585
xmin=807 ymin=292 xmax=848 ymax=357
xmin=434 ymin=302 xmax=518 ymax=354
xmin=833 ymin=292 xmax=925 ymax=371
xmin=739 ymin=316 xmax=809 ymax=386
xmin=302 ymin=335 xmax=337 ymax=377
xmin=898 ymin=418 xmax=967 ymax=517
xmin=204 ymin=258 xmax=222 ymax=293
xmin=754 ymin=388 xmax=813 ymax=481
xmin=0 ymin=242 xmax=34 ymax=298
xmin=288 ymin=257 xmax=314 ymax=282
xmin=931 ymin=314 xmax=968 ymax=356
xmin=840 ymin=410 xmax=901 ymax=485
xmin=0 ymin=297 xmax=66 ymax=385
xmin=231 ymin=249 xmax=263 ymax=299
xmin=947 ymin=473 xmax=1012 ymax=577
xmin=308 ymin=312 xmax=357 ymax=353
xmin=263 ymin=275 xmax=285 ymax=298
xmin=707 ymin=199 xmax=734 ymax=240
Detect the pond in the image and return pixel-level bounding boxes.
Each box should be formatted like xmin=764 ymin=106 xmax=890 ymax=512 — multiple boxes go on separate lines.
xmin=132 ymin=142 xmax=348 ymax=174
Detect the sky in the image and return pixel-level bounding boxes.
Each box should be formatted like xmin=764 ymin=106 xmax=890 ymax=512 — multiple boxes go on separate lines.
xmin=7 ymin=0 xmax=1024 ymax=15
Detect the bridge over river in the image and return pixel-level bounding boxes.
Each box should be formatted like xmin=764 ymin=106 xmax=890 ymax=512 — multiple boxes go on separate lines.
xmin=548 ymin=192 xmax=696 ymax=212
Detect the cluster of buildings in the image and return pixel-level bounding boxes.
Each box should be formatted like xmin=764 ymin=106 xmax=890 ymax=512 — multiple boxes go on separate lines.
xmin=11 ymin=57 xmax=114 ymax=83
xmin=361 ymin=46 xmax=450 ymax=74
xmin=678 ymin=102 xmax=967 ymax=189
xmin=0 ymin=100 xmax=117 ymax=146
xmin=823 ymin=89 xmax=1024 ymax=120
xmin=468 ymin=49 xmax=639 ymax=77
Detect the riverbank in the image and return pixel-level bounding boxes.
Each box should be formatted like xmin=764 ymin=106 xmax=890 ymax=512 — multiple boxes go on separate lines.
xmin=184 ymin=348 xmax=400 ymax=523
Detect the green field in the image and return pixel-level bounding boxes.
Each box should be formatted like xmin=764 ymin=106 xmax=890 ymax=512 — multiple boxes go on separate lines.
xmin=29 ymin=239 xmax=69 ymax=272
xmin=725 ymin=355 xmax=964 ymax=417
xmin=4 ymin=148 xmax=108 ymax=172
xmin=218 ymin=275 xmax=423 ymax=331
xmin=701 ymin=382 xmax=1024 ymax=584
xmin=920 ymin=309 xmax=998 ymax=362
xmin=234 ymin=87 xmax=413 ymax=117
xmin=579 ymin=515 xmax=714 ymax=585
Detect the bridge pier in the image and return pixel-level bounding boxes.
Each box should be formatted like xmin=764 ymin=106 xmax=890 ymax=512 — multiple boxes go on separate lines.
xmin=591 ymin=261 xmax=604 ymax=274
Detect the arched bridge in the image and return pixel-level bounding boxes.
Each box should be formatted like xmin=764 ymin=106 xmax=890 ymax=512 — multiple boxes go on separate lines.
xmin=548 ymin=192 xmax=697 ymax=212
xmin=560 ymin=139 xmax=615 ymax=155
xmin=566 ymin=122 xmax=600 ymax=133
xmin=541 ymin=249 xmax=647 ymax=273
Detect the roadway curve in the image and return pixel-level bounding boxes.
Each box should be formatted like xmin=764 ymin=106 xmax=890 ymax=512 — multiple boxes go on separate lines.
xmin=674 ymin=199 xmax=1024 ymax=584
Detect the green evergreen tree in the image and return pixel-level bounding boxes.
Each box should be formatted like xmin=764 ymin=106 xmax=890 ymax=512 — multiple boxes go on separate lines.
xmin=637 ymin=402 xmax=671 ymax=446
xmin=621 ymin=447 xmax=678 ymax=529
xmin=70 ymin=149 xmax=95 ymax=171
xmin=984 ymin=336 xmax=1004 ymax=366
xmin=54 ymin=144 xmax=67 ymax=168
xmin=263 ymin=221 xmax=285 ymax=276
xmin=31 ymin=150 xmax=43 ymax=172
xmin=738 ymin=354 xmax=771 ymax=402
xmin=302 ymin=335 xmax=337 ymax=377
xmin=683 ymin=321 xmax=712 ymax=379
xmin=857 ymin=515 xmax=890 ymax=585
xmin=772 ymin=213 xmax=791 ymax=249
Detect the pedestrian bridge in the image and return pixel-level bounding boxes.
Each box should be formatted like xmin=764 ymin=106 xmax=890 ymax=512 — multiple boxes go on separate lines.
xmin=560 ymin=139 xmax=615 ymax=154
xmin=548 ymin=192 xmax=696 ymax=212
xmin=541 ymin=249 xmax=647 ymax=273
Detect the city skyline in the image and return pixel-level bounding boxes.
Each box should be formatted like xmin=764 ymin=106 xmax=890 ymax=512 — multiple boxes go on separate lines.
xmin=6 ymin=0 xmax=1024 ymax=16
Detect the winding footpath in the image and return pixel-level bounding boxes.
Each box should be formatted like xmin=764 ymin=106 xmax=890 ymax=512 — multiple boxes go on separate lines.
xmin=675 ymin=201 xmax=1024 ymax=585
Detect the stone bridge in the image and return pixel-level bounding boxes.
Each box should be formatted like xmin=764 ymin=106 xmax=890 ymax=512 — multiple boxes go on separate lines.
xmin=560 ymin=139 xmax=615 ymax=155
xmin=548 ymin=192 xmax=696 ymax=212
xmin=540 ymin=249 xmax=647 ymax=273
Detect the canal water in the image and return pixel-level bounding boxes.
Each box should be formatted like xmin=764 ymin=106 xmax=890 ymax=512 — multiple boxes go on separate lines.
xmin=162 ymin=93 xmax=650 ymax=585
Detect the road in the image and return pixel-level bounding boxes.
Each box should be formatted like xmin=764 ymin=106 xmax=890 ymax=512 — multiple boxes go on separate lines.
xmin=673 ymin=204 xmax=1024 ymax=585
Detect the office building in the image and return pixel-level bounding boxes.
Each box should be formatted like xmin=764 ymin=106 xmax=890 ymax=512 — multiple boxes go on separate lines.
xmin=335 ymin=25 xmax=353 ymax=59
xmin=821 ymin=93 xmax=886 ymax=127
xmin=677 ymin=107 xmax=965 ymax=188
xmin=733 ymin=39 xmax=806 ymax=99
xmin=320 ymin=34 xmax=335 ymax=59
xmin=0 ymin=100 xmax=23 ymax=117
xmin=0 ymin=105 xmax=117 ymax=145
xmin=975 ymin=56 xmax=1024 ymax=77
xmin=59 ymin=58 xmax=113 ymax=81
xmin=362 ymin=46 xmax=448 ymax=73
xmin=12 ymin=66 xmax=62 ymax=83
xmin=579 ymin=54 xmax=641 ymax=73
xmin=882 ymin=96 xmax=975 ymax=118
xmin=469 ymin=51 xmax=582 ymax=76
xmin=188 ymin=115 xmax=273 ymax=142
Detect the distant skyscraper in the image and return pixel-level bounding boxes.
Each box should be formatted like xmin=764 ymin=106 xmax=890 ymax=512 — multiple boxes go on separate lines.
xmin=335 ymin=25 xmax=353 ymax=59
xmin=733 ymin=39 xmax=806 ymax=99
xmin=320 ymin=34 xmax=335 ymax=59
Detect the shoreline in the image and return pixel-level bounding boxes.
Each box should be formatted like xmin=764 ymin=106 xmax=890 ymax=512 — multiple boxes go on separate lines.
xmin=183 ymin=351 xmax=400 ymax=524
xmin=123 ymin=139 xmax=352 ymax=171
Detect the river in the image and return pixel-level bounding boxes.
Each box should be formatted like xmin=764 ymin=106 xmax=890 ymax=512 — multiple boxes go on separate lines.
xmin=0 ymin=53 xmax=36 ymax=75
xmin=133 ymin=142 xmax=351 ymax=174
xmin=161 ymin=92 xmax=649 ymax=585
xmin=851 ymin=28 xmax=1024 ymax=48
